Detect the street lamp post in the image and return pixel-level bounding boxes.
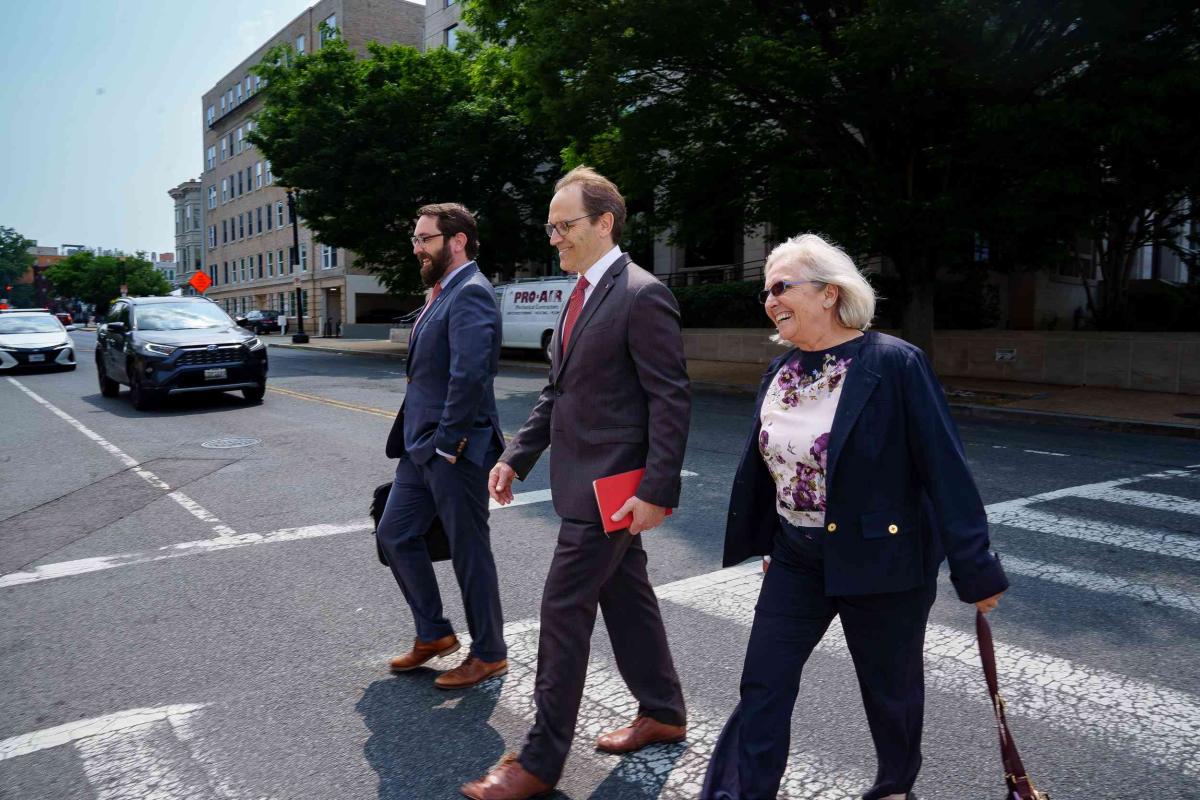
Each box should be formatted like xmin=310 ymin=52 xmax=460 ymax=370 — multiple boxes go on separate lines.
xmin=287 ymin=190 xmax=309 ymax=343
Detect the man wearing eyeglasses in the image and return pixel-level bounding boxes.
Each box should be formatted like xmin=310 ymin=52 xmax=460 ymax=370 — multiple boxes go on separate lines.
xmin=462 ymin=168 xmax=691 ymax=800
xmin=379 ymin=202 xmax=508 ymax=690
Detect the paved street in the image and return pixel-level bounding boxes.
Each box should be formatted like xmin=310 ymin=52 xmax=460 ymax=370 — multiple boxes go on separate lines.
xmin=2 ymin=330 xmax=1199 ymax=800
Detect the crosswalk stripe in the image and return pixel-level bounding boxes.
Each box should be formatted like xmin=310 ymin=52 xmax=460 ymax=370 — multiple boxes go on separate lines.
xmin=999 ymin=553 xmax=1200 ymax=615
xmin=662 ymin=566 xmax=1200 ymax=781
xmin=988 ymin=505 xmax=1199 ymax=561
xmin=0 ymin=705 xmax=206 ymax=762
xmin=1075 ymin=487 xmax=1200 ymax=517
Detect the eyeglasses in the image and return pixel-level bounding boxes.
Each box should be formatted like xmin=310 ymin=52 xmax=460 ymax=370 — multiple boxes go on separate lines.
xmin=757 ymin=280 xmax=825 ymax=304
xmin=543 ymin=213 xmax=599 ymax=238
xmin=411 ymin=232 xmax=449 ymax=248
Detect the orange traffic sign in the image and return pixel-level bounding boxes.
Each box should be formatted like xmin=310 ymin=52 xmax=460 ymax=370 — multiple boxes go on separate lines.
xmin=189 ymin=271 xmax=212 ymax=293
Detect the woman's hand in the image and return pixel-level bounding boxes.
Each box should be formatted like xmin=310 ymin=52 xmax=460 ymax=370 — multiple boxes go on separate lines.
xmin=975 ymin=591 xmax=1004 ymax=614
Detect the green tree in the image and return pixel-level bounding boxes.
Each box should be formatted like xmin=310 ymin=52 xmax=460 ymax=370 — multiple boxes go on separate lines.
xmin=249 ymin=36 xmax=561 ymax=294
xmin=45 ymin=253 xmax=171 ymax=315
xmin=468 ymin=0 xmax=1199 ymax=348
xmin=1 ymin=225 xmax=35 ymax=288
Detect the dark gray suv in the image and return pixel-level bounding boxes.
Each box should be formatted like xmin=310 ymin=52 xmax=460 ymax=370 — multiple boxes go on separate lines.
xmin=96 ymin=297 xmax=268 ymax=410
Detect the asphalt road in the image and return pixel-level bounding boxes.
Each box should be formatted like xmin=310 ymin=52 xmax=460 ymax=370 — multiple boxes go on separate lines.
xmin=2 ymin=330 xmax=1198 ymax=800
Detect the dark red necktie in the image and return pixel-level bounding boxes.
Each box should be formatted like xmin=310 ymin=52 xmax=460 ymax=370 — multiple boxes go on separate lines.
xmin=560 ymin=276 xmax=589 ymax=350
xmin=413 ymin=281 xmax=442 ymax=332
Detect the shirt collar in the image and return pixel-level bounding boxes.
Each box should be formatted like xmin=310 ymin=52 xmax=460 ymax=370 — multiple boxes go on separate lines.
xmin=439 ymin=260 xmax=474 ymax=289
xmin=581 ymin=245 xmax=622 ymax=287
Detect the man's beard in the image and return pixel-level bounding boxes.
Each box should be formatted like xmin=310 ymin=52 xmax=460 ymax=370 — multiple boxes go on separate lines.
xmin=419 ymin=245 xmax=453 ymax=288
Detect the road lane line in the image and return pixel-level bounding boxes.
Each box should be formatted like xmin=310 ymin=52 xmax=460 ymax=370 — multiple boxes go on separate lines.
xmin=0 ymin=489 xmax=556 ymax=589
xmin=989 ymin=505 xmax=1200 ymax=561
xmin=0 ymin=704 xmax=205 ymax=762
xmin=6 ymin=377 xmax=238 ymax=539
xmin=661 ymin=566 xmax=1200 ymax=780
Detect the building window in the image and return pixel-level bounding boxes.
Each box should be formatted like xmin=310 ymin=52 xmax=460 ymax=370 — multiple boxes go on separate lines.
xmin=257 ymin=206 xmax=263 ymax=234
xmin=223 ymin=262 xmax=229 ymax=284
xmin=227 ymin=88 xmax=234 ymax=108
xmin=299 ymin=243 xmax=308 ymax=271
xmin=267 ymin=251 xmax=274 ymax=277
xmin=239 ymin=214 xmax=245 ymax=239
xmin=235 ymin=83 xmax=243 ymax=104
xmin=245 ymin=75 xmax=252 ymax=96
xmin=241 ymin=258 xmax=248 ymax=282
xmin=276 ymin=202 xmax=285 ymax=227
xmin=209 ymin=265 xmax=217 ymax=286
xmin=246 ymin=166 xmax=254 ymax=192
xmin=296 ymin=34 xmax=305 ymax=54
xmin=208 ymin=185 xmax=217 ymax=209
xmin=444 ymin=25 xmax=458 ymax=50
xmin=255 ymin=162 xmax=263 ymax=189
xmin=258 ymin=253 xmax=264 ymax=279
xmin=244 ymin=121 xmax=254 ymax=151
xmin=279 ymin=248 xmax=287 ymax=274
xmin=175 ymin=208 xmax=183 ymax=234
xmin=220 ymin=138 xmax=227 ymax=162
xmin=222 ymin=219 xmax=228 ymax=244
xmin=236 ymin=127 xmax=243 ymax=154
xmin=220 ymin=96 xmax=226 ymax=115
xmin=265 ymin=160 xmax=273 ymax=185
xmin=321 ymin=244 xmax=337 ymax=269
xmin=207 ymin=105 xmax=215 ymax=125
xmin=321 ymin=15 xmax=337 ymax=44
xmin=254 ymin=75 xmax=261 ymax=93
xmin=206 ymin=146 xmax=215 ymax=171
xmin=193 ymin=206 xmax=201 ymax=231
xmin=237 ymin=171 xmax=244 ymax=196
xmin=266 ymin=204 xmax=273 ymax=231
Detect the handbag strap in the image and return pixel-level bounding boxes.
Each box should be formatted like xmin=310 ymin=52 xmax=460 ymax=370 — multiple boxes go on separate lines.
xmin=976 ymin=611 xmax=1045 ymax=800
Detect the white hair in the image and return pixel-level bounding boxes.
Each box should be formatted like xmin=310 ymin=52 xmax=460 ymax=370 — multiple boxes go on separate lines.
xmin=765 ymin=233 xmax=876 ymax=334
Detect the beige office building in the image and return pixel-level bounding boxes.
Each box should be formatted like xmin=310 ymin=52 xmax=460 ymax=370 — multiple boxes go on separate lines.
xmin=200 ymin=0 xmax=423 ymax=335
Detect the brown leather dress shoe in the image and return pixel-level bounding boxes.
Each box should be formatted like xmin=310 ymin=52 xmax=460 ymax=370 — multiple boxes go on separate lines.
xmin=388 ymin=634 xmax=460 ymax=672
xmin=435 ymin=655 xmax=508 ymax=689
xmin=460 ymin=753 xmax=553 ymax=800
xmin=595 ymin=715 xmax=686 ymax=754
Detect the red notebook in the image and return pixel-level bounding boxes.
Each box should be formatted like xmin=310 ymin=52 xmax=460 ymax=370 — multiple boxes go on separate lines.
xmin=593 ymin=468 xmax=673 ymax=534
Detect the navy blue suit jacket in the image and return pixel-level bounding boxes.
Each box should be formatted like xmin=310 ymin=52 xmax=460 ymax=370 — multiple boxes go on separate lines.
xmin=385 ymin=262 xmax=505 ymax=466
xmin=722 ymin=331 xmax=1008 ymax=604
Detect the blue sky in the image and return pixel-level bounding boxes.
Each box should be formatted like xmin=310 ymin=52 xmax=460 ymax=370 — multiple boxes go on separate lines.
xmin=0 ymin=0 xmax=371 ymax=257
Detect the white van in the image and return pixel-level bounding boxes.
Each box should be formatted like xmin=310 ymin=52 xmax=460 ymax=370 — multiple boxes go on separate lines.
xmin=494 ymin=275 xmax=577 ymax=361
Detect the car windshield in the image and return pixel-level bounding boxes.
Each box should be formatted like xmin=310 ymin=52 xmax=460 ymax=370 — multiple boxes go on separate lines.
xmin=135 ymin=303 xmax=235 ymax=331
xmin=0 ymin=315 xmax=64 ymax=334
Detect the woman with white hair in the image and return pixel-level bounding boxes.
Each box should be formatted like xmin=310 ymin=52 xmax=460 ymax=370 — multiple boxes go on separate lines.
xmin=701 ymin=234 xmax=1008 ymax=800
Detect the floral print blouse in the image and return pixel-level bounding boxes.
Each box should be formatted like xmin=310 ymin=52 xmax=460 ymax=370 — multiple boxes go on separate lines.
xmin=758 ymin=338 xmax=863 ymax=527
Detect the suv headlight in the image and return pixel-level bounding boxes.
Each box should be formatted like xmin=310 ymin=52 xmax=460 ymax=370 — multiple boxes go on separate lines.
xmin=141 ymin=342 xmax=178 ymax=357
xmin=246 ymin=337 xmax=265 ymax=350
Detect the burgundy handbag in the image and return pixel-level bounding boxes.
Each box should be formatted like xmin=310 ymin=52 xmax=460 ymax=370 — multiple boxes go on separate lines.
xmin=976 ymin=611 xmax=1051 ymax=800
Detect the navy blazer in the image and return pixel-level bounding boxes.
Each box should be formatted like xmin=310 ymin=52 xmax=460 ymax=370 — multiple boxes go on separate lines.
xmin=385 ymin=262 xmax=505 ymax=466
xmin=722 ymin=331 xmax=1008 ymax=604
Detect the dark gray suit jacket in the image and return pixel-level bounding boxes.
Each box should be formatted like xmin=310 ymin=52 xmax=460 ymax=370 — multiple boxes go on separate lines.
xmin=501 ymin=254 xmax=690 ymax=522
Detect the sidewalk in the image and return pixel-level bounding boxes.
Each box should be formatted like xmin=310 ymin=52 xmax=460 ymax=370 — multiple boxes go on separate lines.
xmin=264 ymin=336 xmax=1200 ymax=438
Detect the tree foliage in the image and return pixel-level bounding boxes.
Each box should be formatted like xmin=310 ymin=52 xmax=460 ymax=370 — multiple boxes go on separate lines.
xmin=1 ymin=226 xmax=35 ymax=287
xmin=44 ymin=253 xmax=171 ymax=315
xmin=249 ymin=36 xmax=561 ymax=294
xmin=468 ymin=0 xmax=1200 ymax=343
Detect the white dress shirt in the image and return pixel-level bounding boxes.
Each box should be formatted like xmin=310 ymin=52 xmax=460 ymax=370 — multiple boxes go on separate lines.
xmin=578 ymin=245 xmax=623 ymax=307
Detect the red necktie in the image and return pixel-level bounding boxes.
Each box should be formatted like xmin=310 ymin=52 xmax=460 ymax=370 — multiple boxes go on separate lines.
xmin=560 ymin=276 xmax=589 ymax=350
xmin=413 ymin=281 xmax=442 ymax=332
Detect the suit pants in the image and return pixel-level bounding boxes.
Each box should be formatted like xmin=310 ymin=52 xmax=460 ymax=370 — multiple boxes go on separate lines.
xmin=376 ymin=451 xmax=506 ymax=662
xmin=702 ymin=520 xmax=936 ymax=800
xmin=518 ymin=518 xmax=686 ymax=785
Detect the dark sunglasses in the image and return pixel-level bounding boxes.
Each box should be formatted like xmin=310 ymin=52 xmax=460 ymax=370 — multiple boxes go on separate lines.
xmin=758 ymin=279 xmax=825 ymax=304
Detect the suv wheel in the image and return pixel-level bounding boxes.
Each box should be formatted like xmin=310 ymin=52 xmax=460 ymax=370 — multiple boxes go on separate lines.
xmin=97 ymin=358 xmax=120 ymax=397
xmin=129 ymin=370 xmax=160 ymax=411
xmin=243 ymin=382 xmax=266 ymax=404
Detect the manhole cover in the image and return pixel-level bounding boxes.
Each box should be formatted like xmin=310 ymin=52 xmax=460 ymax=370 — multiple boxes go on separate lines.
xmin=201 ymin=437 xmax=262 ymax=449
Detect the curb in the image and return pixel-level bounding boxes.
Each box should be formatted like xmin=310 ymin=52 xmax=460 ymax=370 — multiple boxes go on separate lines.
xmin=266 ymin=342 xmax=1199 ymax=440
xmin=946 ymin=402 xmax=1200 ymax=440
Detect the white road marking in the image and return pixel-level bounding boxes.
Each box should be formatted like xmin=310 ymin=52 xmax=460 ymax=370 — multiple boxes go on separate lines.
xmin=989 ymin=505 xmax=1200 ymax=561
xmin=1023 ymin=449 xmax=1068 ymax=457
xmin=1076 ymin=487 xmax=1200 ymax=517
xmin=1000 ymin=553 xmax=1200 ymax=615
xmin=0 ymin=488 xmax=557 ymax=589
xmin=6 ymin=377 xmax=238 ymax=539
xmin=0 ymin=704 xmax=205 ymax=762
xmin=662 ymin=566 xmax=1200 ymax=780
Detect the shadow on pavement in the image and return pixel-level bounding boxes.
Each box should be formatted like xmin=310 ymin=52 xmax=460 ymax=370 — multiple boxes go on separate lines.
xmin=79 ymin=389 xmax=258 ymax=418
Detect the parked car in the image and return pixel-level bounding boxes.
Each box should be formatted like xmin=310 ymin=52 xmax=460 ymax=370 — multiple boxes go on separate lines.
xmin=236 ymin=309 xmax=282 ymax=334
xmin=54 ymin=311 xmax=73 ymax=326
xmin=494 ymin=275 xmax=577 ymax=362
xmin=0 ymin=310 xmax=77 ymax=371
xmin=96 ymin=296 xmax=268 ymax=410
